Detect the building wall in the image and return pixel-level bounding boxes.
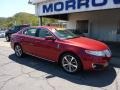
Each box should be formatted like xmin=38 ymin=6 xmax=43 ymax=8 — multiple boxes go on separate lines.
xmin=67 ymin=9 xmax=120 ymax=41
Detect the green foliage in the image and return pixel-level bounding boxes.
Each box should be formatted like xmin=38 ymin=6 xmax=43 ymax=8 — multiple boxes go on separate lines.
xmin=0 ymin=12 xmax=57 ymax=28
xmin=42 ymin=18 xmax=57 ymax=25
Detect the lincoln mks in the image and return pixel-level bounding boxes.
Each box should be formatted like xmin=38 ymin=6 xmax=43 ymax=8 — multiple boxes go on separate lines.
xmin=11 ymin=26 xmax=111 ymax=73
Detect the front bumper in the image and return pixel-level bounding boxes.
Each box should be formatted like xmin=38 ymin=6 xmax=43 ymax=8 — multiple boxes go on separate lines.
xmin=79 ymin=52 xmax=111 ymax=70
xmin=92 ymin=62 xmax=109 ymax=70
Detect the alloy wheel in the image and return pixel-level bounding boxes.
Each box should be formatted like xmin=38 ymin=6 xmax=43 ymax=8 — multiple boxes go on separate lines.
xmin=15 ymin=45 xmax=23 ymax=57
xmin=62 ymin=55 xmax=79 ymax=73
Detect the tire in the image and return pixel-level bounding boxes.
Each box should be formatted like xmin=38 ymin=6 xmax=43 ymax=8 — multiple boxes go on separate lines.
xmin=14 ymin=44 xmax=24 ymax=58
xmin=60 ymin=53 xmax=82 ymax=73
xmin=6 ymin=35 xmax=10 ymax=42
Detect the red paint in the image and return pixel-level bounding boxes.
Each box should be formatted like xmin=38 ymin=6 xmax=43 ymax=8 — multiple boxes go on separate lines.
xmin=11 ymin=26 xmax=111 ymax=71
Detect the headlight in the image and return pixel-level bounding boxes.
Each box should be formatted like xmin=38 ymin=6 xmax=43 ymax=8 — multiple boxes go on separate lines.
xmin=85 ymin=49 xmax=111 ymax=57
xmin=85 ymin=50 xmax=105 ymax=57
xmin=104 ymin=49 xmax=111 ymax=57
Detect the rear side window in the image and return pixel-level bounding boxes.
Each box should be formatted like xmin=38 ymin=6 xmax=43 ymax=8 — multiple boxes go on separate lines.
xmin=24 ymin=28 xmax=37 ymax=37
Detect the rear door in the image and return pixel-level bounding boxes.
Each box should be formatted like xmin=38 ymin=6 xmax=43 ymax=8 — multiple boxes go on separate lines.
xmin=21 ymin=28 xmax=38 ymax=55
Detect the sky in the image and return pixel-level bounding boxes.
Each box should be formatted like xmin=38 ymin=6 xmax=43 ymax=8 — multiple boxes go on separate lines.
xmin=0 ymin=0 xmax=35 ymax=17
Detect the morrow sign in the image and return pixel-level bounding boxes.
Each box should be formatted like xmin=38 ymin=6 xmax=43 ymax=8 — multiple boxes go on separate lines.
xmin=36 ymin=0 xmax=120 ymax=16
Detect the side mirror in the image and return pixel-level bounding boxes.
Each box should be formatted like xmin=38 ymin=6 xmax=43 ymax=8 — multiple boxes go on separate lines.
xmin=45 ymin=36 xmax=56 ymax=41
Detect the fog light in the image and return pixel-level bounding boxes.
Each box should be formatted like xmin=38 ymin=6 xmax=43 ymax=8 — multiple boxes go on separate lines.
xmin=92 ymin=64 xmax=96 ymax=69
xmin=92 ymin=64 xmax=105 ymax=70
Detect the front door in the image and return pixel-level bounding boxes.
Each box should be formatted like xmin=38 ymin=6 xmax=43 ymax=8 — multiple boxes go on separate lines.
xmin=34 ymin=28 xmax=59 ymax=61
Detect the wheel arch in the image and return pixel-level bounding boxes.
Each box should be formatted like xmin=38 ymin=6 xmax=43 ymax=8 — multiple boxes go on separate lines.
xmin=14 ymin=42 xmax=25 ymax=57
xmin=58 ymin=51 xmax=81 ymax=64
xmin=14 ymin=42 xmax=21 ymax=49
xmin=58 ymin=51 xmax=84 ymax=72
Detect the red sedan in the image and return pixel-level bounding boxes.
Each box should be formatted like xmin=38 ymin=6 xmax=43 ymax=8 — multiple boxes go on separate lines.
xmin=11 ymin=26 xmax=111 ymax=73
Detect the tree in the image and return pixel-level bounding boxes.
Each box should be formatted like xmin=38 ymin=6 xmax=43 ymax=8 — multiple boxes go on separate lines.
xmin=0 ymin=12 xmax=58 ymax=28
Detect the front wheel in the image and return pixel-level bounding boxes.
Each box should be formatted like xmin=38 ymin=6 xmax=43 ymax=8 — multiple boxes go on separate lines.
xmin=14 ymin=45 xmax=24 ymax=57
xmin=61 ymin=53 xmax=82 ymax=73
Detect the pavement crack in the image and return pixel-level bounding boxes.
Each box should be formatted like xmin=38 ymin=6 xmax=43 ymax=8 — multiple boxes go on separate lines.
xmin=0 ymin=65 xmax=36 ymax=90
xmin=0 ymin=76 xmax=18 ymax=90
xmin=0 ymin=70 xmax=36 ymax=90
xmin=19 ymin=64 xmax=48 ymax=79
xmin=0 ymin=62 xmax=13 ymax=67
xmin=45 ymin=78 xmax=56 ymax=90
xmin=0 ymin=53 xmax=10 ymax=58
xmin=0 ymin=74 xmax=13 ymax=77
xmin=20 ymin=64 xmax=36 ymax=77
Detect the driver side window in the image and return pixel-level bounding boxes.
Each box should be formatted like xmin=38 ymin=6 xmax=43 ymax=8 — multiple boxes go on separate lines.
xmin=38 ymin=28 xmax=53 ymax=38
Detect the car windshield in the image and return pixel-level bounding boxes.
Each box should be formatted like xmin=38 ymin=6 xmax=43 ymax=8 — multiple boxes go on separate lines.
xmin=53 ymin=28 xmax=79 ymax=39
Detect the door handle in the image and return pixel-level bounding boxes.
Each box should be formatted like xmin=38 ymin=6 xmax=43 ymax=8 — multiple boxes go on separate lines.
xmin=35 ymin=41 xmax=41 ymax=43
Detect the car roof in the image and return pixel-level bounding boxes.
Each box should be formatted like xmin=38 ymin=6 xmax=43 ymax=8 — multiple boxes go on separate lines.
xmin=31 ymin=26 xmax=65 ymax=31
xmin=15 ymin=24 xmax=30 ymax=27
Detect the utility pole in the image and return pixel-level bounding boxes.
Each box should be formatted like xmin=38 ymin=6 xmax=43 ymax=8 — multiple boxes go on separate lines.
xmin=14 ymin=21 xmax=17 ymax=25
xmin=39 ymin=16 xmax=42 ymax=26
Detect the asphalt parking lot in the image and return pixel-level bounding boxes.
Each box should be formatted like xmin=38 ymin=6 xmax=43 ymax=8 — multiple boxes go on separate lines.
xmin=0 ymin=38 xmax=120 ymax=90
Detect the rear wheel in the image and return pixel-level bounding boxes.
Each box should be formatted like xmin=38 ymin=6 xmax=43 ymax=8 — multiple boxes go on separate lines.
xmin=60 ymin=53 xmax=82 ymax=73
xmin=14 ymin=45 xmax=24 ymax=57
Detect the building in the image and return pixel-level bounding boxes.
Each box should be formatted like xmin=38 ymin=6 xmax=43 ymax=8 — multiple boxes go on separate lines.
xmin=30 ymin=0 xmax=120 ymax=42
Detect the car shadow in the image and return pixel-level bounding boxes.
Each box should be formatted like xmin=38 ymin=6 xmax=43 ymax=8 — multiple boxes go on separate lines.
xmin=110 ymin=57 xmax=120 ymax=68
xmin=9 ymin=54 xmax=116 ymax=87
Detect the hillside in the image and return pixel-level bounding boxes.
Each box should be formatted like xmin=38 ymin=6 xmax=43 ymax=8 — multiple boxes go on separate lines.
xmin=0 ymin=12 xmax=57 ymax=28
xmin=0 ymin=12 xmax=38 ymax=28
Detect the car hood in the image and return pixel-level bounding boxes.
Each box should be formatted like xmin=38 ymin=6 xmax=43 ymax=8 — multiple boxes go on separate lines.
xmin=64 ymin=37 xmax=108 ymax=51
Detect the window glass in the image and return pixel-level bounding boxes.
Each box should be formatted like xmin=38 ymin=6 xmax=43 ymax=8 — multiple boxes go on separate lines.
xmin=38 ymin=28 xmax=53 ymax=38
xmin=53 ymin=29 xmax=78 ymax=39
xmin=24 ymin=28 xmax=37 ymax=37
